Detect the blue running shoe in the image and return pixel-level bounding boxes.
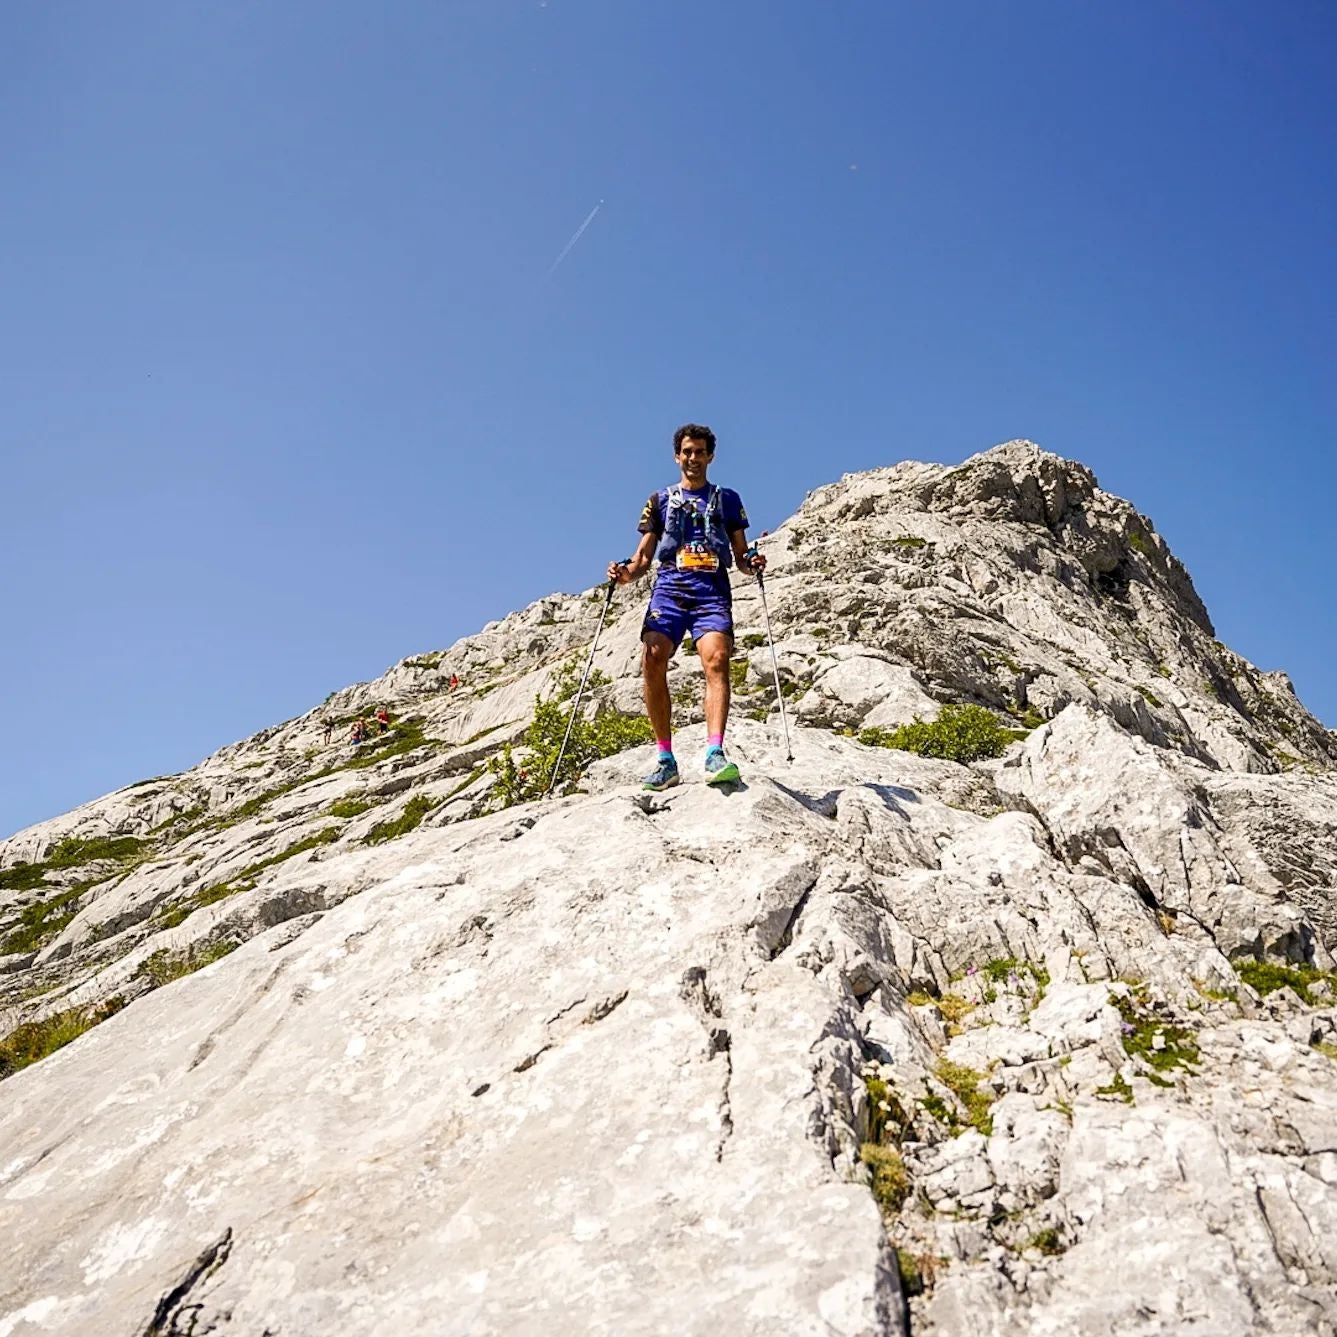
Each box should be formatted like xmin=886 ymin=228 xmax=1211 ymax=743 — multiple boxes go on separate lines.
xmin=643 ymin=756 xmax=680 ymax=791
xmin=704 ymin=747 xmax=741 ymax=786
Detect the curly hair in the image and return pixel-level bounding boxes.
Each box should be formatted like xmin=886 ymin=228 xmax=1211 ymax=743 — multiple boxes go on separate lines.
xmin=673 ymin=423 xmax=717 ymax=456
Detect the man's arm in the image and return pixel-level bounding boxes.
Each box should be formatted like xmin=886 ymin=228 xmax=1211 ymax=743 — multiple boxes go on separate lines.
xmin=607 ymin=530 xmax=659 ymax=585
xmin=724 ymin=490 xmax=766 ymax=574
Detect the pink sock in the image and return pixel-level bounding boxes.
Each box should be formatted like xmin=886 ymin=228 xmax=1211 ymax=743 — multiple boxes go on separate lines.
xmin=707 ymin=734 xmax=724 ymax=750
xmin=657 ymin=738 xmax=673 ymax=757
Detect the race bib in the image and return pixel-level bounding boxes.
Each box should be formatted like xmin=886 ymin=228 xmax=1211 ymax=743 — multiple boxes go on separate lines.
xmin=676 ymin=544 xmax=719 ymax=572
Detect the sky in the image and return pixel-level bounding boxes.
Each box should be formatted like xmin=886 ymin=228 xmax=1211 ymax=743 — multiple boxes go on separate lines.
xmin=3 ymin=0 xmax=1334 ymax=839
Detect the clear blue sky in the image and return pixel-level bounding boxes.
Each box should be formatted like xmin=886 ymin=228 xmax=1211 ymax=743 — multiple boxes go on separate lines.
xmin=4 ymin=1 xmax=1334 ymax=839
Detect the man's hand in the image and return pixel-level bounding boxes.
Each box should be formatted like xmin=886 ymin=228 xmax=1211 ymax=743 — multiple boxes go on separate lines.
xmin=743 ymin=547 xmax=768 ymax=576
xmin=607 ymin=560 xmax=632 ymax=585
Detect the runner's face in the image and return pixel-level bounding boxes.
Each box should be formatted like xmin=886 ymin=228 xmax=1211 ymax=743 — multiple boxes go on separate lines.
xmin=676 ymin=438 xmax=712 ymax=485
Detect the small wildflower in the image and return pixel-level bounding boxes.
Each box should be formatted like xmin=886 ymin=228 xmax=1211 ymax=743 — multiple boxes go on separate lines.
xmin=1121 ymin=1021 xmax=1136 ymax=1034
xmin=966 ymin=965 xmax=978 ymax=976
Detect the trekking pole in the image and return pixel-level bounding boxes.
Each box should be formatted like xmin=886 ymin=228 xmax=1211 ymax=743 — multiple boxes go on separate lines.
xmin=546 ymin=560 xmax=630 ymax=798
xmin=750 ymin=549 xmax=793 ymax=763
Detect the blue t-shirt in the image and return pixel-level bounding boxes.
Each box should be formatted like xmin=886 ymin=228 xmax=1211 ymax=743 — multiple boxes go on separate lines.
xmin=638 ymin=485 xmax=749 ymax=592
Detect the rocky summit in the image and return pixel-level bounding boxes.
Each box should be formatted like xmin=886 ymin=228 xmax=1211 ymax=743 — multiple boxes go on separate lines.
xmin=2 ymin=441 xmax=1335 ymax=1337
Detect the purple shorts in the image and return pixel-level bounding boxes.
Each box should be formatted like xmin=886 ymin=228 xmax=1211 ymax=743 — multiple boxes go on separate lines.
xmin=641 ymin=575 xmax=734 ymax=649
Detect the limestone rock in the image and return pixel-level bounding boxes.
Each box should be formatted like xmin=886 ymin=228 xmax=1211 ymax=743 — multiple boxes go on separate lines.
xmin=2 ymin=440 xmax=1334 ymax=1335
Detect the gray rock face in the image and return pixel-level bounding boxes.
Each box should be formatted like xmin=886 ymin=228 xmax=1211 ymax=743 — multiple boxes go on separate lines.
xmin=1 ymin=441 xmax=1334 ymax=1335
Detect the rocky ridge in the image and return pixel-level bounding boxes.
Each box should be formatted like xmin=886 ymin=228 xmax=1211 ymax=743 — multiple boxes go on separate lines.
xmin=1 ymin=441 xmax=1335 ymax=1335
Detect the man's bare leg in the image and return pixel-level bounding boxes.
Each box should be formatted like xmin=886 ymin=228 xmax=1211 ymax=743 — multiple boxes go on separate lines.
xmin=642 ymin=633 xmax=675 ymax=742
xmin=696 ymin=632 xmax=732 ymax=740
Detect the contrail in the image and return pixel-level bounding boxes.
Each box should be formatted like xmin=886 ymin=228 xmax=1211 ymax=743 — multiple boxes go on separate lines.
xmin=546 ymin=199 xmax=604 ymax=277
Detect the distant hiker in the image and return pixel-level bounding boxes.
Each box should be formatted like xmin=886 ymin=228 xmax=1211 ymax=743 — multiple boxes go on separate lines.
xmin=322 ymin=720 xmax=334 ymax=744
xmin=351 ymin=720 xmax=366 ymax=744
xmin=375 ymin=706 xmax=390 ymax=733
xmin=449 ymin=674 xmax=460 ymax=691
xmin=607 ymin=423 xmax=765 ymax=791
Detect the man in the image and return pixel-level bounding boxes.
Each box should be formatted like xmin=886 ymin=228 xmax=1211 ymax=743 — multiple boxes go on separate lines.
xmin=607 ymin=423 xmax=767 ymax=790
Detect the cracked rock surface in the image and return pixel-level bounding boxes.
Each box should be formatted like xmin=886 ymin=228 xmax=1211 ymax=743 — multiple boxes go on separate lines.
xmin=2 ymin=441 xmax=1335 ymax=1335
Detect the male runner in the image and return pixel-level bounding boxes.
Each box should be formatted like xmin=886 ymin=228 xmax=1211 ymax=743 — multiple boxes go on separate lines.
xmin=607 ymin=423 xmax=766 ymax=790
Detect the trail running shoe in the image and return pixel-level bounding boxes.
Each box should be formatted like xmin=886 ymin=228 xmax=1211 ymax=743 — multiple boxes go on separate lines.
xmin=704 ymin=748 xmax=741 ymax=786
xmin=643 ymin=756 xmax=680 ymax=791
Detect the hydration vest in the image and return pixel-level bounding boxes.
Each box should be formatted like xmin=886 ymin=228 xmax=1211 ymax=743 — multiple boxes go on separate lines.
xmin=655 ymin=484 xmax=734 ymax=570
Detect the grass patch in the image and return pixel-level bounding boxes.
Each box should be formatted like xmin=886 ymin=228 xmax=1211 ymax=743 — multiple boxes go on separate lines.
xmin=445 ymin=766 xmax=487 ymax=801
xmin=937 ymin=993 xmax=974 ymax=1024
xmin=0 ymin=996 xmax=126 ymax=1080
xmin=328 ymin=797 xmax=373 ymax=819
xmin=343 ymin=720 xmax=434 ymax=770
xmin=1027 ymin=1227 xmax=1064 ymax=1256
xmin=404 ymin=653 xmax=443 ymax=670
xmin=895 ymin=1250 xmax=925 ymax=1298
xmin=46 ymin=835 xmax=145 ymax=868
xmin=1111 ymin=991 xmax=1199 ymax=1076
xmin=981 ymin=957 xmax=1050 ymax=990
xmin=1314 ymin=1042 xmax=1337 ymax=1062
xmin=135 ymin=940 xmax=238 ymax=988
xmin=1095 ymin=1072 xmax=1134 ymax=1103
xmin=156 ymin=828 xmax=340 ymax=929
xmin=1128 ymin=530 xmax=1150 ymax=556
xmin=672 ymin=678 xmax=699 ymax=709
xmin=365 ymin=795 xmax=440 ymax=845
xmin=891 ymin=535 xmax=927 ymax=549
xmin=0 ymin=864 xmax=49 ymax=893
xmin=933 ymin=1060 xmax=994 ymax=1135
xmin=0 ymin=888 xmax=86 ymax=955
xmin=859 ymin=1143 xmax=909 ymax=1213
xmin=740 ymin=633 xmax=765 ymax=649
xmin=729 ymin=659 xmax=750 ymax=691
xmin=0 ymin=833 xmax=147 ymax=896
xmin=460 ymin=721 xmax=513 ymax=746
xmin=1234 ymin=959 xmax=1332 ymax=1005
xmin=859 ymin=704 xmax=1013 ymax=764
xmin=1136 ymin=685 xmax=1163 ymax=708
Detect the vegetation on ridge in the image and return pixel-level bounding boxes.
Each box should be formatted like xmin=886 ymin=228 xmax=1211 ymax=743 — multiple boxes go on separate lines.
xmin=488 ymin=657 xmax=653 ymax=807
xmin=858 ymin=704 xmax=1017 ymax=764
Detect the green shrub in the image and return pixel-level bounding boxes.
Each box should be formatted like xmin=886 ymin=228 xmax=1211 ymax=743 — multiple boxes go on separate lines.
xmin=488 ymin=691 xmax=654 ymax=809
xmin=1128 ymin=530 xmax=1150 ymax=556
xmin=891 ymin=535 xmax=927 ymax=550
xmin=859 ymin=705 xmax=1011 ymax=763
xmin=741 ymin=633 xmax=766 ymax=649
